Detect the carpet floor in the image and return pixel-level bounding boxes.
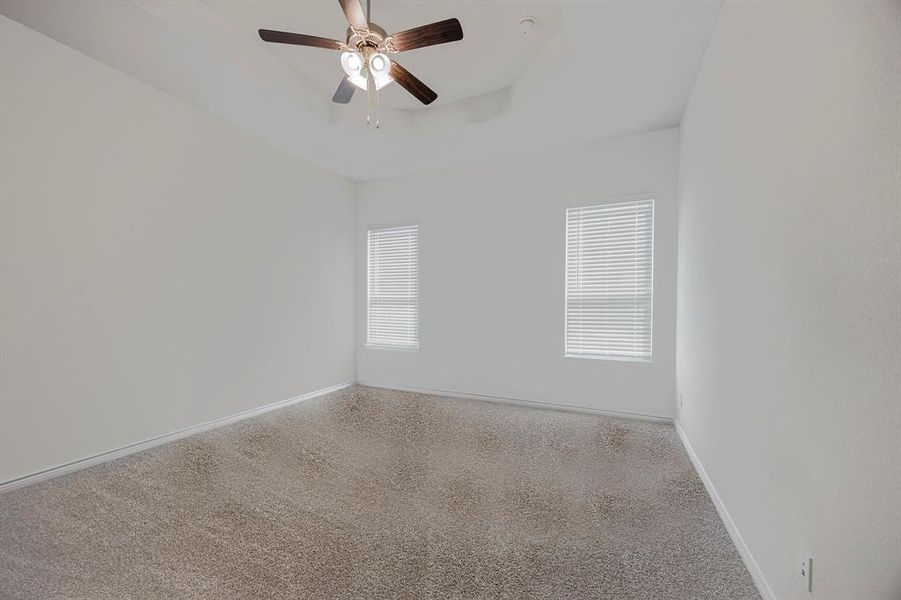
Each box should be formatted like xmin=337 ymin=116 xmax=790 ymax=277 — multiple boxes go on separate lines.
xmin=0 ymin=385 xmax=759 ymax=599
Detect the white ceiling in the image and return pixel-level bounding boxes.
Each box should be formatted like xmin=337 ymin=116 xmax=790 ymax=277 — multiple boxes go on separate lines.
xmin=0 ymin=0 xmax=722 ymax=181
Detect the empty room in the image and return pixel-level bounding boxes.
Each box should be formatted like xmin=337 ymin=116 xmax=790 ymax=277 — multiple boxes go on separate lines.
xmin=1 ymin=1 xmax=899 ymax=599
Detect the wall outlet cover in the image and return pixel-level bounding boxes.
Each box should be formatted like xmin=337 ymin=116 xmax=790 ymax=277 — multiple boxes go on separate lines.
xmin=800 ymin=555 xmax=813 ymax=593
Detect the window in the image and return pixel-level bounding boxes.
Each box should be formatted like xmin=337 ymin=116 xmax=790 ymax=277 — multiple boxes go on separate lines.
xmin=565 ymin=199 xmax=654 ymax=361
xmin=367 ymin=224 xmax=419 ymax=349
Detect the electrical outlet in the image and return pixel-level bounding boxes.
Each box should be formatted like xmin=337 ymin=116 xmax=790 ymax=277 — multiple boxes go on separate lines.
xmin=800 ymin=555 xmax=813 ymax=593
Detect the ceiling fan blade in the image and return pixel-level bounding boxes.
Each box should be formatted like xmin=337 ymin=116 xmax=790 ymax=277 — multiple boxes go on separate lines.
xmin=339 ymin=0 xmax=368 ymax=31
xmin=389 ymin=61 xmax=437 ymax=105
xmin=390 ymin=18 xmax=463 ymax=52
xmin=332 ymin=77 xmax=356 ymax=104
xmin=258 ymin=29 xmax=343 ymax=50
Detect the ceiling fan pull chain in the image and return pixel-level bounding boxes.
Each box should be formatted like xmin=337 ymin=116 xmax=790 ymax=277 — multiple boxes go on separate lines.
xmin=366 ymin=68 xmax=377 ymax=128
xmin=374 ymin=81 xmax=380 ymax=129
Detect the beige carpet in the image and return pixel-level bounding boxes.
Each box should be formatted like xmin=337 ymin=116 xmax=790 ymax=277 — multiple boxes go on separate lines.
xmin=0 ymin=385 xmax=759 ymax=599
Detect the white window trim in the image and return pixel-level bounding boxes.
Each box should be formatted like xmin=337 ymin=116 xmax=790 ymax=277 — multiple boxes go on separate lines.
xmin=563 ymin=196 xmax=655 ymax=363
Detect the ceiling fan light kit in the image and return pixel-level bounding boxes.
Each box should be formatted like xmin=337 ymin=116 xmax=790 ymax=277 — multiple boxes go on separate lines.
xmin=340 ymin=50 xmax=390 ymax=92
xmin=258 ymin=0 xmax=463 ymax=128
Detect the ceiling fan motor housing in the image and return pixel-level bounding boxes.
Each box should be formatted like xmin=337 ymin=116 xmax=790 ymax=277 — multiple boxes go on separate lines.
xmin=346 ymin=22 xmax=389 ymax=52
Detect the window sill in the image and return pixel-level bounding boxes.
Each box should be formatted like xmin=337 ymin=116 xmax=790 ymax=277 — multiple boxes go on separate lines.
xmin=365 ymin=344 xmax=420 ymax=352
xmin=565 ymin=353 xmax=653 ymax=363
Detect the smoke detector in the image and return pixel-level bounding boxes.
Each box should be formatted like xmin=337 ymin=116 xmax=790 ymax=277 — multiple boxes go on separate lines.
xmin=519 ymin=17 xmax=536 ymax=35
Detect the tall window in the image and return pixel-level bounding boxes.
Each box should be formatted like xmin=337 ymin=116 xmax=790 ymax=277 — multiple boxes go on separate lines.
xmin=565 ymin=199 xmax=654 ymax=361
xmin=367 ymin=224 xmax=419 ymax=349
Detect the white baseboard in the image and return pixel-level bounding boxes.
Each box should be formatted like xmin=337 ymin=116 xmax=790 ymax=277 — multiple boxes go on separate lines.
xmin=357 ymin=381 xmax=674 ymax=424
xmin=0 ymin=381 xmax=354 ymax=495
xmin=1 ymin=381 xmax=774 ymax=600
xmin=675 ymin=420 xmax=777 ymax=600
xmin=1 ymin=380 xmax=671 ymax=495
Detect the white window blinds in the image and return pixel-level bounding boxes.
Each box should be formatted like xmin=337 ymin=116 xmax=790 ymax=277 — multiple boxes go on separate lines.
xmin=565 ymin=199 xmax=654 ymax=361
xmin=367 ymin=224 xmax=419 ymax=349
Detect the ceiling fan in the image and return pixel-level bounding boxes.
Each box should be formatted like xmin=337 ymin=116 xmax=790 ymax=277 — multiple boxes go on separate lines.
xmin=258 ymin=0 xmax=463 ymax=125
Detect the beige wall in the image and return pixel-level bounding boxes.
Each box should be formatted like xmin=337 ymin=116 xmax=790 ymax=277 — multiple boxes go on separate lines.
xmin=357 ymin=129 xmax=680 ymax=419
xmin=0 ymin=17 xmax=356 ymax=484
xmin=676 ymin=2 xmax=901 ymax=598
